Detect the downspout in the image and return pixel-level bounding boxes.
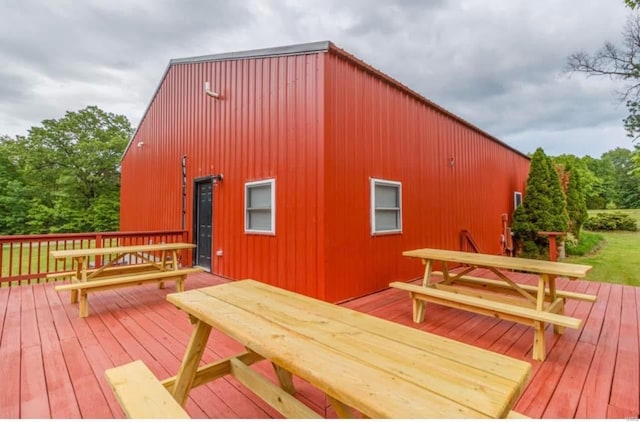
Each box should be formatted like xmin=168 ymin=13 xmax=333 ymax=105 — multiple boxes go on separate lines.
xmin=181 ymin=155 xmax=187 ymax=231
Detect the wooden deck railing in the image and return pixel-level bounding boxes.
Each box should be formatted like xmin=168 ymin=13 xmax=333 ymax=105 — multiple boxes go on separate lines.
xmin=459 ymin=229 xmax=481 ymax=253
xmin=0 ymin=230 xmax=188 ymax=287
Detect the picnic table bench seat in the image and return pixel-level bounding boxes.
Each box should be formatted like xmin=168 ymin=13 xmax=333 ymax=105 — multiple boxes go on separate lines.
xmin=105 ymin=360 xmax=190 ymax=419
xmin=389 ymin=281 xmax=583 ymax=329
xmin=55 ymin=267 xmax=203 ymax=317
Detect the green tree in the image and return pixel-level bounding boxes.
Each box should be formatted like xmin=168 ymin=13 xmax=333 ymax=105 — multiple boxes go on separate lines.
xmin=602 ymin=147 xmax=640 ymax=208
xmin=565 ymin=165 xmax=588 ymax=238
xmin=1 ymin=106 xmax=132 ymax=234
xmin=512 ymin=148 xmax=569 ymax=258
xmin=0 ymin=137 xmax=30 ymax=234
xmin=581 ymin=155 xmax=616 ymax=208
xmin=553 ymin=154 xmax=601 ymax=207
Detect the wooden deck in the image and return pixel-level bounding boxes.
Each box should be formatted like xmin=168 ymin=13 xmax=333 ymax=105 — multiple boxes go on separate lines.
xmin=0 ymin=270 xmax=638 ymax=418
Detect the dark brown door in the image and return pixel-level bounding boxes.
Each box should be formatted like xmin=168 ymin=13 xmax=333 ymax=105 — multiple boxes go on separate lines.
xmin=194 ymin=179 xmax=212 ymax=271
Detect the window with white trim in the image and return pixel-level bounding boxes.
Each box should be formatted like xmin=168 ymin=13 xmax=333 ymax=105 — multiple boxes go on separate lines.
xmin=514 ymin=191 xmax=523 ymax=209
xmin=371 ymin=178 xmax=402 ymax=235
xmin=245 ymin=179 xmax=275 ymax=234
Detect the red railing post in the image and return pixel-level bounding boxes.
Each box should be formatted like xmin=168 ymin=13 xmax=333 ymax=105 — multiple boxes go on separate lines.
xmin=95 ymin=234 xmax=103 ymax=268
xmin=548 ymin=237 xmax=558 ymax=262
xmin=537 ymin=231 xmax=565 ymax=262
xmin=0 ymin=242 xmax=3 ymax=283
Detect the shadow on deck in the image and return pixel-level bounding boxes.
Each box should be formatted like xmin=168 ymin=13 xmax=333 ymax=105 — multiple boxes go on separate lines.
xmin=0 ymin=271 xmax=638 ymax=418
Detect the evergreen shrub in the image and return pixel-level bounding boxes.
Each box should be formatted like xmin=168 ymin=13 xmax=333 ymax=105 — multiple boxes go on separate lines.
xmin=512 ymin=148 xmax=569 ymax=258
xmin=584 ymin=212 xmax=638 ymax=231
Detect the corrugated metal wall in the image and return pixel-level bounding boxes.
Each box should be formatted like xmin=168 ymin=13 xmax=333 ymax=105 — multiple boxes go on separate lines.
xmin=121 ymin=53 xmax=325 ymax=298
xmin=120 ymin=45 xmax=529 ymax=303
xmin=322 ymin=52 xmax=530 ymax=302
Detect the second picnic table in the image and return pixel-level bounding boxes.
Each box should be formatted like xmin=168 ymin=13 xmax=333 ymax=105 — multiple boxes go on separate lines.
xmin=50 ymin=242 xmax=201 ymax=317
xmin=391 ymin=248 xmax=595 ymax=361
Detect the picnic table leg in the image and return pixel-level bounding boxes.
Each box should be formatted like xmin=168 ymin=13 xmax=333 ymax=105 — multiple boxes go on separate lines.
xmin=442 ymin=262 xmax=450 ymax=283
xmin=413 ymin=259 xmax=434 ymax=323
xmin=70 ymin=257 xmax=85 ymax=304
xmin=176 ymin=275 xmax=186 ymax=292
xmin=158 ymin=251 xmax=167 ymax=289
xmin=327 ymin=396 xmax=356 ymax=418
xmin=413 ymin=296 xmax=426 ymax=323
xmin=160 ymin=250 xmax=168 ymax=269
xmin=533 ymin=321 xmax=546 ymax=361
xmin=79 ymin=289 xmax=89 ymax=318
xmin=172 ymin=319 xmax=212 ymax=406
xmin=548 ymin=275 xmax=564 ymax=335
xmin=271 ymin=363 xmax=296 ymax=394
xmin=421 ymin=259 xmax=433 ymax=287
xmin=533 ymin=274 xmax=547 ymax=361
xmin=172 ymin=250 xmax=179 ymax=270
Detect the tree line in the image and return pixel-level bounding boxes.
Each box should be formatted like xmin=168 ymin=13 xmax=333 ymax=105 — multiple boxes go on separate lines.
xmin=553 ymin=148 xmax=640 ymax=210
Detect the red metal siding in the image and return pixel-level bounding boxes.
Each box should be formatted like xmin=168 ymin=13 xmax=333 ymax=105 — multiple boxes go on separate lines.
xmin=322 ymin=52 xmax=530 ymax=302
xmin=121 ymin=44 xmax=530 ymax=303
xmin=121 ymin=53 xmax=324 ymax=298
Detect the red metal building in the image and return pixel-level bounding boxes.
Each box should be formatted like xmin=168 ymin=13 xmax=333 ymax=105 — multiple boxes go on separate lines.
xmin=120 ymin=41 xmax=530 ymax=303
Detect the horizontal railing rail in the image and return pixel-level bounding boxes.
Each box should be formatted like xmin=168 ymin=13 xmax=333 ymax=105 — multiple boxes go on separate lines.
xmin=0 ymin=230 xmax=189 ymax=287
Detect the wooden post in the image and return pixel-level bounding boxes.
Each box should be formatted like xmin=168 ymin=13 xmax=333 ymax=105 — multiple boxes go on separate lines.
xmin=95 ymin=234 xmax=103 ymax=268
xmin=537 ymin=231 xmax=565 ymax=262
xmin=548 ymin=236 xmax=557 ymax=262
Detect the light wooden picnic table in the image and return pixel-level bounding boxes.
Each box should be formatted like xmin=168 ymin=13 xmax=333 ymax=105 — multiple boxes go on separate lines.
xmin=50 ymin=242 xmax=196 ymax=279
xmin=391 ymin=248 xmax=594 ymax=361
xmin=153 ymin=279 xmax=532 ymax=418
xmin=50 ymin=242 xmax=200 ymax=317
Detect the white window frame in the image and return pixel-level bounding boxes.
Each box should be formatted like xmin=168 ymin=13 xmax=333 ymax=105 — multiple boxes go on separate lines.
xmin=245 ymin=178 xmax=276 ymax=235
xmin=514 ymin=191 xmax=523 ymax=209
xmin=370 ymin=178 xmax=403 ymax=235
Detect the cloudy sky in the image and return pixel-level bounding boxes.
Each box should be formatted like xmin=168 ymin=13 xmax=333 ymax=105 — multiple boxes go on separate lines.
xmin=0 ymin=0 xmax=634 ymax=157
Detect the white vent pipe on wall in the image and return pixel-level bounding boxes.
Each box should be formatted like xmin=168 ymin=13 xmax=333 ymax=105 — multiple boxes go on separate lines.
xmin=204 ymin=81 xmax=220 ymax=99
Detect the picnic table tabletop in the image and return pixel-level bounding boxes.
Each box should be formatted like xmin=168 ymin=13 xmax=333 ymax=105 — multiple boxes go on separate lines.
xmin=403 ymin=248 xmax=592 ymax=278
xmin=49 ymin=242 xmax=196 ymax=259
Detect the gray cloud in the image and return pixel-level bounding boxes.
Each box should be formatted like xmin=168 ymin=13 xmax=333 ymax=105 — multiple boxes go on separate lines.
xmin=345 ymin=0 xmax=447 ymax=36
xmin=0 ymin=0 xmax=252 ymax=77
xmin=0 ymin=70 xmax=30 ymax=102
xmin=0 ymin=0 xmax=635 ymax=157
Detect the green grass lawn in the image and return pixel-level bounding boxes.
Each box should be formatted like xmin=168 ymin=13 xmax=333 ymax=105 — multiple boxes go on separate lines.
xmin=564 ymin=209 xmax=640 ymax=286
